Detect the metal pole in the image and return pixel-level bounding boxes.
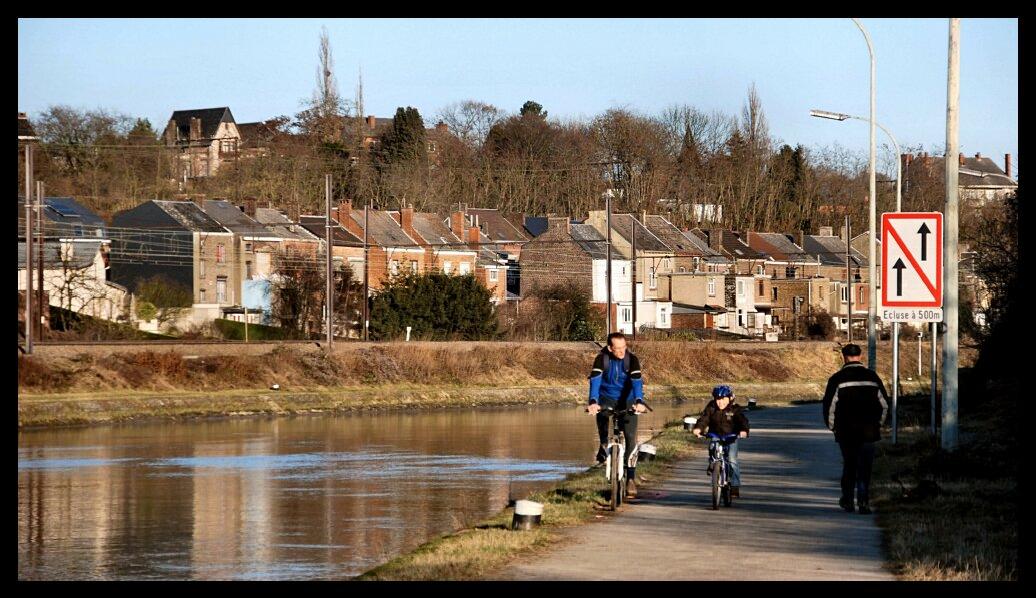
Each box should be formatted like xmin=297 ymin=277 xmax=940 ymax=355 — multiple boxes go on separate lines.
xmin=631 ymin=213 xmax=637 ymax=339
xmin=37 ymin=181 xmax=45 ymax=340
xmin=918 ymin=328 xmax=923 ymax=379
xmin=606 ymin=192 xmax=613 ymax=336
xmin=325 ymin=174 xmax=333 ymax=350
xmin=24 ymin=145 xmax=33 ymax=354
xmin=363 ymin=202 xmax=369 ymax=341
xmin=931 ymin=322 xmax=938 ymax=435
xmin=244 ymin=306 xmax=249 ymax=343
xmin=892 ymin=321 xmax=898 ymax=443
xmin=851 ymin=18 xmax=878 ymax=371
xmin=846 ymin=215 xmax=852 ymax=343
xmin=941 ymin=18 xmax=960 ymax=451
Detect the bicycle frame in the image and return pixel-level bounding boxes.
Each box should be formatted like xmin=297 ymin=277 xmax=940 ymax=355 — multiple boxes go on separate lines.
xmin=706 ymin=433 xmax=738 ymax=508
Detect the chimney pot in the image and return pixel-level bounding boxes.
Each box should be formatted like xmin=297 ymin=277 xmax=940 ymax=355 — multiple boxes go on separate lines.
xmin=337 ymin=200 xmax=351 ymax=224
xmin=975 ymin=152 xmax=981 ymax=159
xmin=819 ymin=226 xmax=834 ymax=237
xmin=1005 ymin=153 xmax=1012 ymax=178
xmin=959 ymin=153 xmax=965 ymax=166
xmin=366 ymin=115 xmax=376 ymax=129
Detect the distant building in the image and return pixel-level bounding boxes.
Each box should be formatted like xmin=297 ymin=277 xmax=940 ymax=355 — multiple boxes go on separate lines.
xmin=163 ymin=107 xmax=240 ymax=178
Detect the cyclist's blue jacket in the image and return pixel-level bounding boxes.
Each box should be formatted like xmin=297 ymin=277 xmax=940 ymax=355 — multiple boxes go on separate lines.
xmin=588 ymin=348 xmax=644 ymax=405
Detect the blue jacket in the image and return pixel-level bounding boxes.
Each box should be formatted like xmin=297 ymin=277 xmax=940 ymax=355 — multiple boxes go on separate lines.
xmin=588 ymin=348 xmax=644 ymax=405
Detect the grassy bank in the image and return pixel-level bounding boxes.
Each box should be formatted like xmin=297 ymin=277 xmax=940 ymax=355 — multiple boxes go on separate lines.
xmin=872 ymin=383 xmax=1018 ymax=580
xmin=356 ymin=418 xmax=700 ymax=581
xmin=18 ymin=340 xmax=961 ymax=427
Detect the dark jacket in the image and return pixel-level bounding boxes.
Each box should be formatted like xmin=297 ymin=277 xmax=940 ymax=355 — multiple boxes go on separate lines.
xmin=588 ymin=348 xmax=644 ymax=406
xmin=691 ymin=399 xmax=750 ymax=437
xmin=821 ymin=361 xmax=889 ymax=443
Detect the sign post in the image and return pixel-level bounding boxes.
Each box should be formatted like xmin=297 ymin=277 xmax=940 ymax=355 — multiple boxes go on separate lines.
xmin=880 ymin=212 xmax=944 ymax=443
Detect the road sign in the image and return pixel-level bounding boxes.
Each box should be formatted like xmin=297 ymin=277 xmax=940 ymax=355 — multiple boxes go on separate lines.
xmin=881 ymin=212 xmax=943 ymax=322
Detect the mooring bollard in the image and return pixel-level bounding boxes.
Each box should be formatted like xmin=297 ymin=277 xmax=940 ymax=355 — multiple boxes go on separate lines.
xmin=511 ymin=500 xmax=543 ymax=531
xmin=747 ymin=398 xmax=757 ymax=410
xmin=683 ymin=416 xmax=697 ymax=431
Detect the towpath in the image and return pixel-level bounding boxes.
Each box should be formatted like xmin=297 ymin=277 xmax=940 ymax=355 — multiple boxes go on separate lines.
xmin=493 ymin=404 xmax=893 ymax=581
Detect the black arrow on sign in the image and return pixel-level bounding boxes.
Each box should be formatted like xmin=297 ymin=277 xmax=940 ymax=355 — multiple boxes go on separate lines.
xmin=893 ymin=258 xmax=906 ymax=296
xmin=917 ymin=223 xmax=931 ymax=261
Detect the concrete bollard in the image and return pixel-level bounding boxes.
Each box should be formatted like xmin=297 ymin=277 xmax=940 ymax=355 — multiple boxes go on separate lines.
xmin=683 ymin=416 xmax=697 ymax=431
xmin=747 ymin=398 xmax=757 ymax=410
xmin=511 ymin=500 xmax=543 ymax=531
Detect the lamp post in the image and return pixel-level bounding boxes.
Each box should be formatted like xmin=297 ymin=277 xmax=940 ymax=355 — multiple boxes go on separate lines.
xmin=812 ymin=107 xmax=901 ymax=442
xmin=846 ymin=18 xmax=879 ymax=372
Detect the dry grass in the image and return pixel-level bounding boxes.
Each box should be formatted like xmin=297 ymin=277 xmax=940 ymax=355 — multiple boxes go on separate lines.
xmin=357 ymin=420 xmax=699 ymax=581
xmin=872 ymin=390 xmax=1017 ymax=581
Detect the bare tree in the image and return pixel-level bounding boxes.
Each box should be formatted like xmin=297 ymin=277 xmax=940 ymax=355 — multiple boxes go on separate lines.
xmin=437 ymin=100 xmax=505 ymax=148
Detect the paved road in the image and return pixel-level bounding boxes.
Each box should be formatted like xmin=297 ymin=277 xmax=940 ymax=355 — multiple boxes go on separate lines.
xmin=494 ymin=404 xmax=893 ymax=581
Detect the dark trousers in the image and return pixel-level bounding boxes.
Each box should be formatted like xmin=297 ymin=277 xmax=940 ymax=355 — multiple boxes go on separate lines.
xmin=596 ymin=407 xmax=639 ymax=479
xmin=838 ymin=440 xmax=876 ymax=505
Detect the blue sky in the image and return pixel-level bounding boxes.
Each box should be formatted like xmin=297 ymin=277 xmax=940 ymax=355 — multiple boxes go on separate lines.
xmin=18 ymin=18 xmax=1019 ymax=176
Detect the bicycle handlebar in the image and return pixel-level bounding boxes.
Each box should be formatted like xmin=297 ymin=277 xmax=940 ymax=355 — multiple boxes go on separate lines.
xmin=585 ymin=400 xmax=652 ymax=414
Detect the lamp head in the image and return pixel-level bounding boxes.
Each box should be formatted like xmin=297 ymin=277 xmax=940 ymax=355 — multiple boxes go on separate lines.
xmin=810 ymin=109 xmax=850 ymax=121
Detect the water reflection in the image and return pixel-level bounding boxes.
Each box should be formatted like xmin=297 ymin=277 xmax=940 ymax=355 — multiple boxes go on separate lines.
xmin=18 ymin=401 xmax=696 ymax=580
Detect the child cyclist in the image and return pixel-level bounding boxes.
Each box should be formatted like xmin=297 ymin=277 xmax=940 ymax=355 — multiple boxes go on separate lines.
xmin=691 ymin=385 xmax=750 ymax=497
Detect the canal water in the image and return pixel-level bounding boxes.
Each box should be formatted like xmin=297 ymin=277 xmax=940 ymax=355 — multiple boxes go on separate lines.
xmin=18 ymin=401 xmax=697 ymax=580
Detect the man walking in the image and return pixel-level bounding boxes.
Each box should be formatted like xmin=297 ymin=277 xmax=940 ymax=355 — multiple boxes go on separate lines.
xmin=588 ymin=332 xmax=647 ymax=498
xmin=822 ymin=343 xmax=889 ymax=515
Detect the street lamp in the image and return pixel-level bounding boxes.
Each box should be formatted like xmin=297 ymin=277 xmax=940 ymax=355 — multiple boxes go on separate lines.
xmin=850 ymin=18 xmax=878 ymax=372
xmin=811 ymin=107 xmax=902 ymax=442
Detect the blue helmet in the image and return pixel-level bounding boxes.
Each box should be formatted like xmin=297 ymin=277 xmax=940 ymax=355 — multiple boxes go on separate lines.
xmin=712 ymin=385 xmax=734 ymax=399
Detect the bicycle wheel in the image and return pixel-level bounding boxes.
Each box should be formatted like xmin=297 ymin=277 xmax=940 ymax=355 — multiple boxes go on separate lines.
xmin=610 ymin=443 xmax=622 ymax=511
xmin=711 ymin=457 xmax=721 ymax=510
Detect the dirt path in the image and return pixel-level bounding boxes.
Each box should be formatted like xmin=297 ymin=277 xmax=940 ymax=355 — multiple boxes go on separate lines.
xmin=493 ymin=404 xmax=893 ymax=580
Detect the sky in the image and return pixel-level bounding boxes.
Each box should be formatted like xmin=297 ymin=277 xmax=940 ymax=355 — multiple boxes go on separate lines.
xmin=18 ymin=18 xmax=1019 ymax=177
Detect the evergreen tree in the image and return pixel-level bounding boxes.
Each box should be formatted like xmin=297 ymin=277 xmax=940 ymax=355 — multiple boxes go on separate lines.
xmin=370 ymin=272 xmax=497 ymax=340
xmin=379 ymin=106 xmax=427 ymax=165
xmin=519 ymin=100 xmax=546 ymax=119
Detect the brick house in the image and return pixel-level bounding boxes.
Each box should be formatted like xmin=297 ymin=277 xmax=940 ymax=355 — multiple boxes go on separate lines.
xmin=110 ymin=200 xmax=235 ymax=327
xmin=904 ymin=151 xmax=1017 ymax=207
xmin=643 ymin=214 xmax=718 ymax=274
xmin=332 ymin=201 xmax=425 ymax=291
xmin=746 ymin=232 xmax=821 ymax=279
xmin=586 ymin=211 xmax=675 ymax=301
xmin=163 ymin=107 xmax=240 ymax=178
xmin=298 ymin=215 xmax=365 ymax=281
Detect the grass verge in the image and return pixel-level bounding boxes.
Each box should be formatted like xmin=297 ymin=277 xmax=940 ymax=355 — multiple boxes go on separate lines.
xmin=871 ymin=389 xmax=1017 ymax=580
xmin=355 ymin=418 xmax=700 ymax=581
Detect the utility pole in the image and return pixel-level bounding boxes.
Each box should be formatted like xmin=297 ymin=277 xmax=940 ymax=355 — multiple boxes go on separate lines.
xmin=23 ymin=144 xmax=34 ymax=354
xmin=931 ymin=322 xmax=938 ymax=435
xmin=325 ymin=174 xmax=334 ymax=351
xmin=36 ymin=181 xmax=45 ymax=340
xmin=631 ymin=213 xmax=637 ymax=340
xmin=363 ymin=201 xmax=370 ymax=341
xmin=605 ymin=192 xmax=613 ymax=336
xmin=845 ymin=215 xmax=852 ymax=343
xmin=941 ymin=18 xmax=960 ymax=451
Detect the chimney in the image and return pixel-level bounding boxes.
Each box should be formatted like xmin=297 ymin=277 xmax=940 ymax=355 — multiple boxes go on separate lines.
xmin=287 ymin=203 xmax=300 ymax=223
xmin=336 ymin=200 xmax=352 ymax=224
xmin=819 ymin=226 xmax=834 ymax=237
xmin=467 ymin=225 xmax=480 ymax=248
xmin=435 ymin=121 xmax=448 ymax=133
xmin=958 ymin=152 xmax=965 ymax=166
xmin=840 ymin=226 xmax=848 ymax=242
xmin=366 ymin=115 xmax=376 ymax=129
xmin=190 ymin=117 xmax=202 ymax=140
xmin=902 ymin=153 xmax=913 ymax=174
xmin=242 ymin=197 xmax=257 ymax=217
xmin=708 ymin=228 xmax=724 ymax=253
xmin=975 ymin=152 xmax=981 ymax=159
xmin=1005 ymin=153 xmax=1012 ymax=178
xmin=450 ymin=210 xmax=466 ymax=238
xmin=399 ymin=206 xmax=417 ymax=241
xmin=547 ymin=217 xmax=570 ymax=235
xmin=797 ymin=230 xmax=806 ymax=250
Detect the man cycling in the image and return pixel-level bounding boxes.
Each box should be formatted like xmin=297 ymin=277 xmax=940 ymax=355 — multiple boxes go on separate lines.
xmin=691 ymin=385 xmax=750 ymax=497
xmin=588 ymin=332 xmax=647 ymax=499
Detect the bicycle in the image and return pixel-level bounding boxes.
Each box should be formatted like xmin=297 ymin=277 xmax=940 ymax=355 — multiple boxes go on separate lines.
xmin=704 ymin=432 xmax=739 ymax=510
xmin=590 ymin=402 xmax=651 ymax=511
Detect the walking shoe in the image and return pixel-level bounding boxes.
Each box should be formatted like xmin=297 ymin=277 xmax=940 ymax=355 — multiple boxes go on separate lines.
xmin=626 ymin=479 xmax=637 ymax=499
xmin=595 ymin=446 xmax=607 ymax=463
xmin=858 ymin=503 xmax=872 ymax=515
xmin=730 ymin=486 xmax=740 ymax=498
xmin=839 ymin=497 xmax=855 ymax=512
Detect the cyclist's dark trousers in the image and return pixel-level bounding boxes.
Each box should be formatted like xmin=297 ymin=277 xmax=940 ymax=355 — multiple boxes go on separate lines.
xmin=596 ymin=407 xmax=638 ymax=480
xmin=838 ymin=440 xmax=876 ymax=505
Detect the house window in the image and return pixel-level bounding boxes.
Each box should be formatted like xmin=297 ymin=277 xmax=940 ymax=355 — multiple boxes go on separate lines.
xmin=410 ymin=260 xmax=418 ymax=273
xmin=758 ymin=280 xmax=764 ymax=296
xmin=679 ymin=267 xmax=686 ymax=273
xmin=841 ymin=286 xmax=849 ymax=303
xmin=738 ymin=310 xmax=744 ymax=327
xmin=443 ymin=261 xmax=453 ymax=274
xmin=858 ymin=287 xmax=865 ymax=304
xmin=786 ymin=267 xmax=797 ymax=278
xmin=660 ymin=308 xmax=668 ymax=326
xmin=390 ymin=260 xmax=400 ymax=275
xmin=200 ymin=288 xmax=206 ymax=302
xmin=246 ymin=261 xmax=253 ymax=279
xmin=199 ymin=259 xmax=206 ymax=279
xmin=662 ymin=258 xmax=671 ymax=270
xmin=649 ymin=267 xmax=657 ymax=289
xmin=708 ymin=279 xmax=716 ymax=297
xmin=756 ymin=265 xmax=764 ymax=275
xmin=489 ymin=269 xmax=498 ymax=282
xmin=748 ymin=312 xmax=757 ymax=328
xmin=459 ymin=262 xmax=471 ymax=275
xmin=220 ymin=138 xmax=237 ymax=154
xmin=737 ymin=280 xmax=744 ymax=297
xmin=621 ymin=308 xmax=632 ymax=323
xmin=245 ymin=243 xmax=253 ymax=253
xmin=216 ymin=244 xmax=226 ymax=263
xmin=772 ymin=286 xmax=778 ymax=301
xmin=216 ymin=277 xmax=227 ymax=303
